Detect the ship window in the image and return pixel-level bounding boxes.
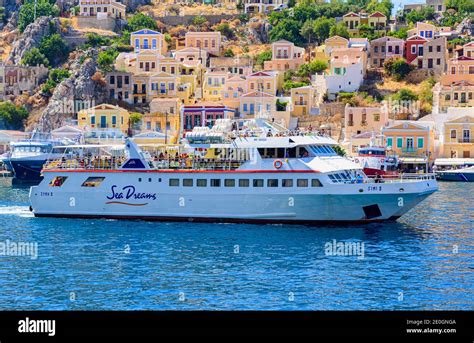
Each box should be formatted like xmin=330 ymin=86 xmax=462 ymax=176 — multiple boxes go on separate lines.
xmin=49 ymin=176 xmax=67 ymax=187
xmin=81 ymin=177 xmax=105 ymax=187
xmin=267 ymin=179 xmax=278 ymax=187
xmin=183 ymin=179 xmax=193 ymax=187
xmin=282 ymin=179 xmax=293 ymax=187
xmin=224 ymin=179 xmax=235 ymax=187
xmin=239 ymin=179 xmax=249 ymax=187
xmin=297 ymin=179 xmax=308 ymax=187
xmin=197 ymin=179 xmax=207 ymax=187
xmin=169 ymin=178 xmax=179 ymax=186
xmin=253 ymin=179 xmax=264 ymax=187
xmin=210 ymin=179 xmax=221 ymax=187
xmin=328 ymin=175 xmax=336 ymax=181
xmin=312 ymin=179 xmax=323 ymax=187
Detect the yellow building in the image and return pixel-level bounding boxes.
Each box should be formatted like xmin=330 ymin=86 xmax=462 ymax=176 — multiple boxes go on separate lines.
xmin=131 ymin=29 xmax=167 ymax=55
xmin=203 ymin=71 xmax=229 ymax=101
xmin=78 ymin=104 xmax=130 ymax=134
xmin=442 ymin=115 xmax=474 ymax=159
xmin=382 ymin=121 xmax=436 ymax=170
xmin=324 ymin=36 xmax=349 ymax=57
xmin=148 ymin=72 xmax=181 ymax=100
xmin=246 ymin=71 xmax=283 ymax=96
xmin=343 ymin=11 xmax=387 ymax=37
xmin=290 ymin=86 xmax=315 ymax=117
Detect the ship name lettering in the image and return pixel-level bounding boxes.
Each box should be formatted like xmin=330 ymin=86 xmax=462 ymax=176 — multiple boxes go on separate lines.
xmin=107 ymin=185 xmax=157 ymax=201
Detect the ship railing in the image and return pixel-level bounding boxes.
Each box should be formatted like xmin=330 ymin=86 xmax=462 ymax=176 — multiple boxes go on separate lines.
xmin=367 ymin=173 xmax=436 ymax=183
xmin=43 ymin=158 xmax=126 ymax=171
xmin=151 ymin=158 xmax=246 ymax=170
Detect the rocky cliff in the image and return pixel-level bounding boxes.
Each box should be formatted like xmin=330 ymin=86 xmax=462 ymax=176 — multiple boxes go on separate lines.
xmin=6 ymin=16 xmax=61 ymax=65
xmin=122 ymin=0 xmax=152 ymax=12
xmin=35 ymin=48 xmax=108 ymax=132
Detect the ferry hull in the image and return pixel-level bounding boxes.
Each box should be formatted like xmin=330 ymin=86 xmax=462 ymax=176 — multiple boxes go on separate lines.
xmin=29 ymin=172 xmax=437 ymax=224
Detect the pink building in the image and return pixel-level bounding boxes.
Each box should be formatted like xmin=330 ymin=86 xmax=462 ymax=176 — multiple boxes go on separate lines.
xmin=263 ymin=40 xmax=305 ymax=72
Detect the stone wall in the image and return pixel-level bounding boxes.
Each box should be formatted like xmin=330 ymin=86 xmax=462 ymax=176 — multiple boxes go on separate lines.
xmin=76 ymin=16 xmax=118 ymax=32
xmin=156 ymin=15 xmax=239 ymax=26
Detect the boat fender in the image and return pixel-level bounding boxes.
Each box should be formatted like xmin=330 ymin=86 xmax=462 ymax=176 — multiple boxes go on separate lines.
xmin=273 ymin=159 xmax=283 ymax=169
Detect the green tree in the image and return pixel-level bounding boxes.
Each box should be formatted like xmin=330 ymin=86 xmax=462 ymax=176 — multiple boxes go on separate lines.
xmin=216 ymin=23 xmax=235 ymax=39
xmin=41 ymin=68 xmax=70 ymax=95
xmin=85 ymin=33 xmax=111 ymax=48
xmin=127 ymin=13 xmax=158 ymax=32
xmin=297 ymin=60 xmax=328 ymax=77
xmin=129 ymin=112 xmax=142 ymax=127
xmin=98 ymin=49 xmax=119 ymax=73
xmin=255 ymin=50 xmax=272 ymax=67
xmin=39 ymin=34 xmax=69 ymax=66
xmin=283 ymin=80 xmax=310 ymax=91
xmin=21 ymin=48 xmax=49 ymax=67
xmin=18 ymin=0 xmax=60 ymax=33
xmin=223 ymin=49 xmax=235 ymax=57
xmin=329 ymin=22 xmax=350 ymax=39
xmin=445 ymin=0 xmax=474 ymax=13
xmin=333 ymin=145 xmax=346 ymax=157
xmin=0 ymin=102 xmax=29 ymax=130
xmin=366 ymin=0 xmax=393 ymax=18
xmin=404 ymin=7 xmax=435 ymax=24
xmin=192 ymin=15 xmax=207 ymax=26
xmin=387 ymin=26 xmax=409 ymax=39
xmin=393 ymin=88 xmax=418 ymax=102
xmin=383 ymin=58 xmax=414 ymax=81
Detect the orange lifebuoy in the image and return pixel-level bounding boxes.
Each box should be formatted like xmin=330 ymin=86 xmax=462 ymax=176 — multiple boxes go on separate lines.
xmin=273 ymin=159 xmax=283 ymax=169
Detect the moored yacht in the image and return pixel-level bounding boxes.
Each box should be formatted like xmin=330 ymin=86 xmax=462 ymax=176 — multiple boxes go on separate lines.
xmin=29 ymin=126 xmax=438 ymax=224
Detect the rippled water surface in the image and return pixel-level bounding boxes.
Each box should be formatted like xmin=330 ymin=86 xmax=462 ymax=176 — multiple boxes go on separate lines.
xmin=0 ymin=180 xmax=472 ymax=310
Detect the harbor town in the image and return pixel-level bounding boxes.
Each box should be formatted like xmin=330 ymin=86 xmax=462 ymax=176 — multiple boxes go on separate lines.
xmin=0 ymin=0 xmax=472 ymax=322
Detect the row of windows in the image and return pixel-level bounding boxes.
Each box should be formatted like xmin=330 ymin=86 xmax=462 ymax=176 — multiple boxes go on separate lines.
xmin=169 ymin=178 xmax=323 ymax=188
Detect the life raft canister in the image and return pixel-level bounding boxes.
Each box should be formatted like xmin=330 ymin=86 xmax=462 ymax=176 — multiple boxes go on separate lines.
xmin=273 ymin=159 xmax=283 ymax=169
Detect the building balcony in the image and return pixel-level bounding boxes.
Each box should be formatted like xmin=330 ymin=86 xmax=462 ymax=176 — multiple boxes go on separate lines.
xmin=294 ymin=101 xmax=307 ymax=106
xmin=447 ymin=138 xmax=474 ymax=144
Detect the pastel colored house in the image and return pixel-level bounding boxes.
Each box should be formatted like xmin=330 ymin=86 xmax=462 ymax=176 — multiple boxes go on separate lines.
xmin=263 ymin=40 xmax=305 ymax=72
xmin=130 ymin=29 xmax=167 ymax=55
xmin=135 ymin=50 xmax=161 ymax=74
xmin=181 ymin=102 xmax=235 ymax=131
xmin=382 ymin=121 xmax=436 ymax=170
xmin=148 ymin=72 xmax=181 ymax=99
xmin=106 ymin=71 xmax=133 ymax=104
xmin=442 ymin=115 xmax=474 ymax=159
xmin=77 ymin=104 xmax=130 ymax=134
xmin=203 ymin=71 xmax=229 ymax=101
xmin=185 ymin=32 xmax=222 ymax=56
xmin=369 ymin=36 xmax=404 ymax=68
xmin=342 ymin=11 xmax=387 ymax=37
xmin=316 ymin=47 xmax=367 ymax=98
xmin=421 ymin=36 xmax=447 ymax=74
xmin=447 ymin=55 xmax=474 ymax=76
xmin=290 ymin=86 xmax=317 ymax=117
xmin=174 ymin=47 xmax=208 ymax=64
xmin=426 ymin=0 xmax=445 ymax=13
xmin=210 ymin=57 xmax=253 ymax=76
xmin=405 ymin=35 xmax=428 ymax=66
xmin=239 ymin=91 xmax=292 ymax=127
xmin=344 ymin=105 xmax=389 ymax=140
xmin=221 ymin=75 xmax=248 ymax=110
xmin=434 ymin=76 xmax=474 ymax=113
xmin=79 ymin=0 xmax=126 ymax=19
xmin=324 ymin=36 xmax=349 ymax=58
xmin=246 ymin=71 xmax=283 ymax=96
xmin=407 ymin=22 xmax=437 ymax=39
xmin=243 ymin=0 xmax=287 ymax=14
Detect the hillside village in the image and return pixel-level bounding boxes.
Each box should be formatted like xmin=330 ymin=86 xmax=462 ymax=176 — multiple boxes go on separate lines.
xmin=0 ymin=0 xmax=473 ymax=171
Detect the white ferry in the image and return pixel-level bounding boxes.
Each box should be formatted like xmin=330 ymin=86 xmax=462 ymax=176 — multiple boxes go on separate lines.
xmin=29 ymin=130 xmax=438 ymax=224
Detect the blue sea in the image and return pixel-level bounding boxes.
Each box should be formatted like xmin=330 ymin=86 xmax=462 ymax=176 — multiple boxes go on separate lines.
xmin=0 ymin=180 xmax=472 ymax=310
